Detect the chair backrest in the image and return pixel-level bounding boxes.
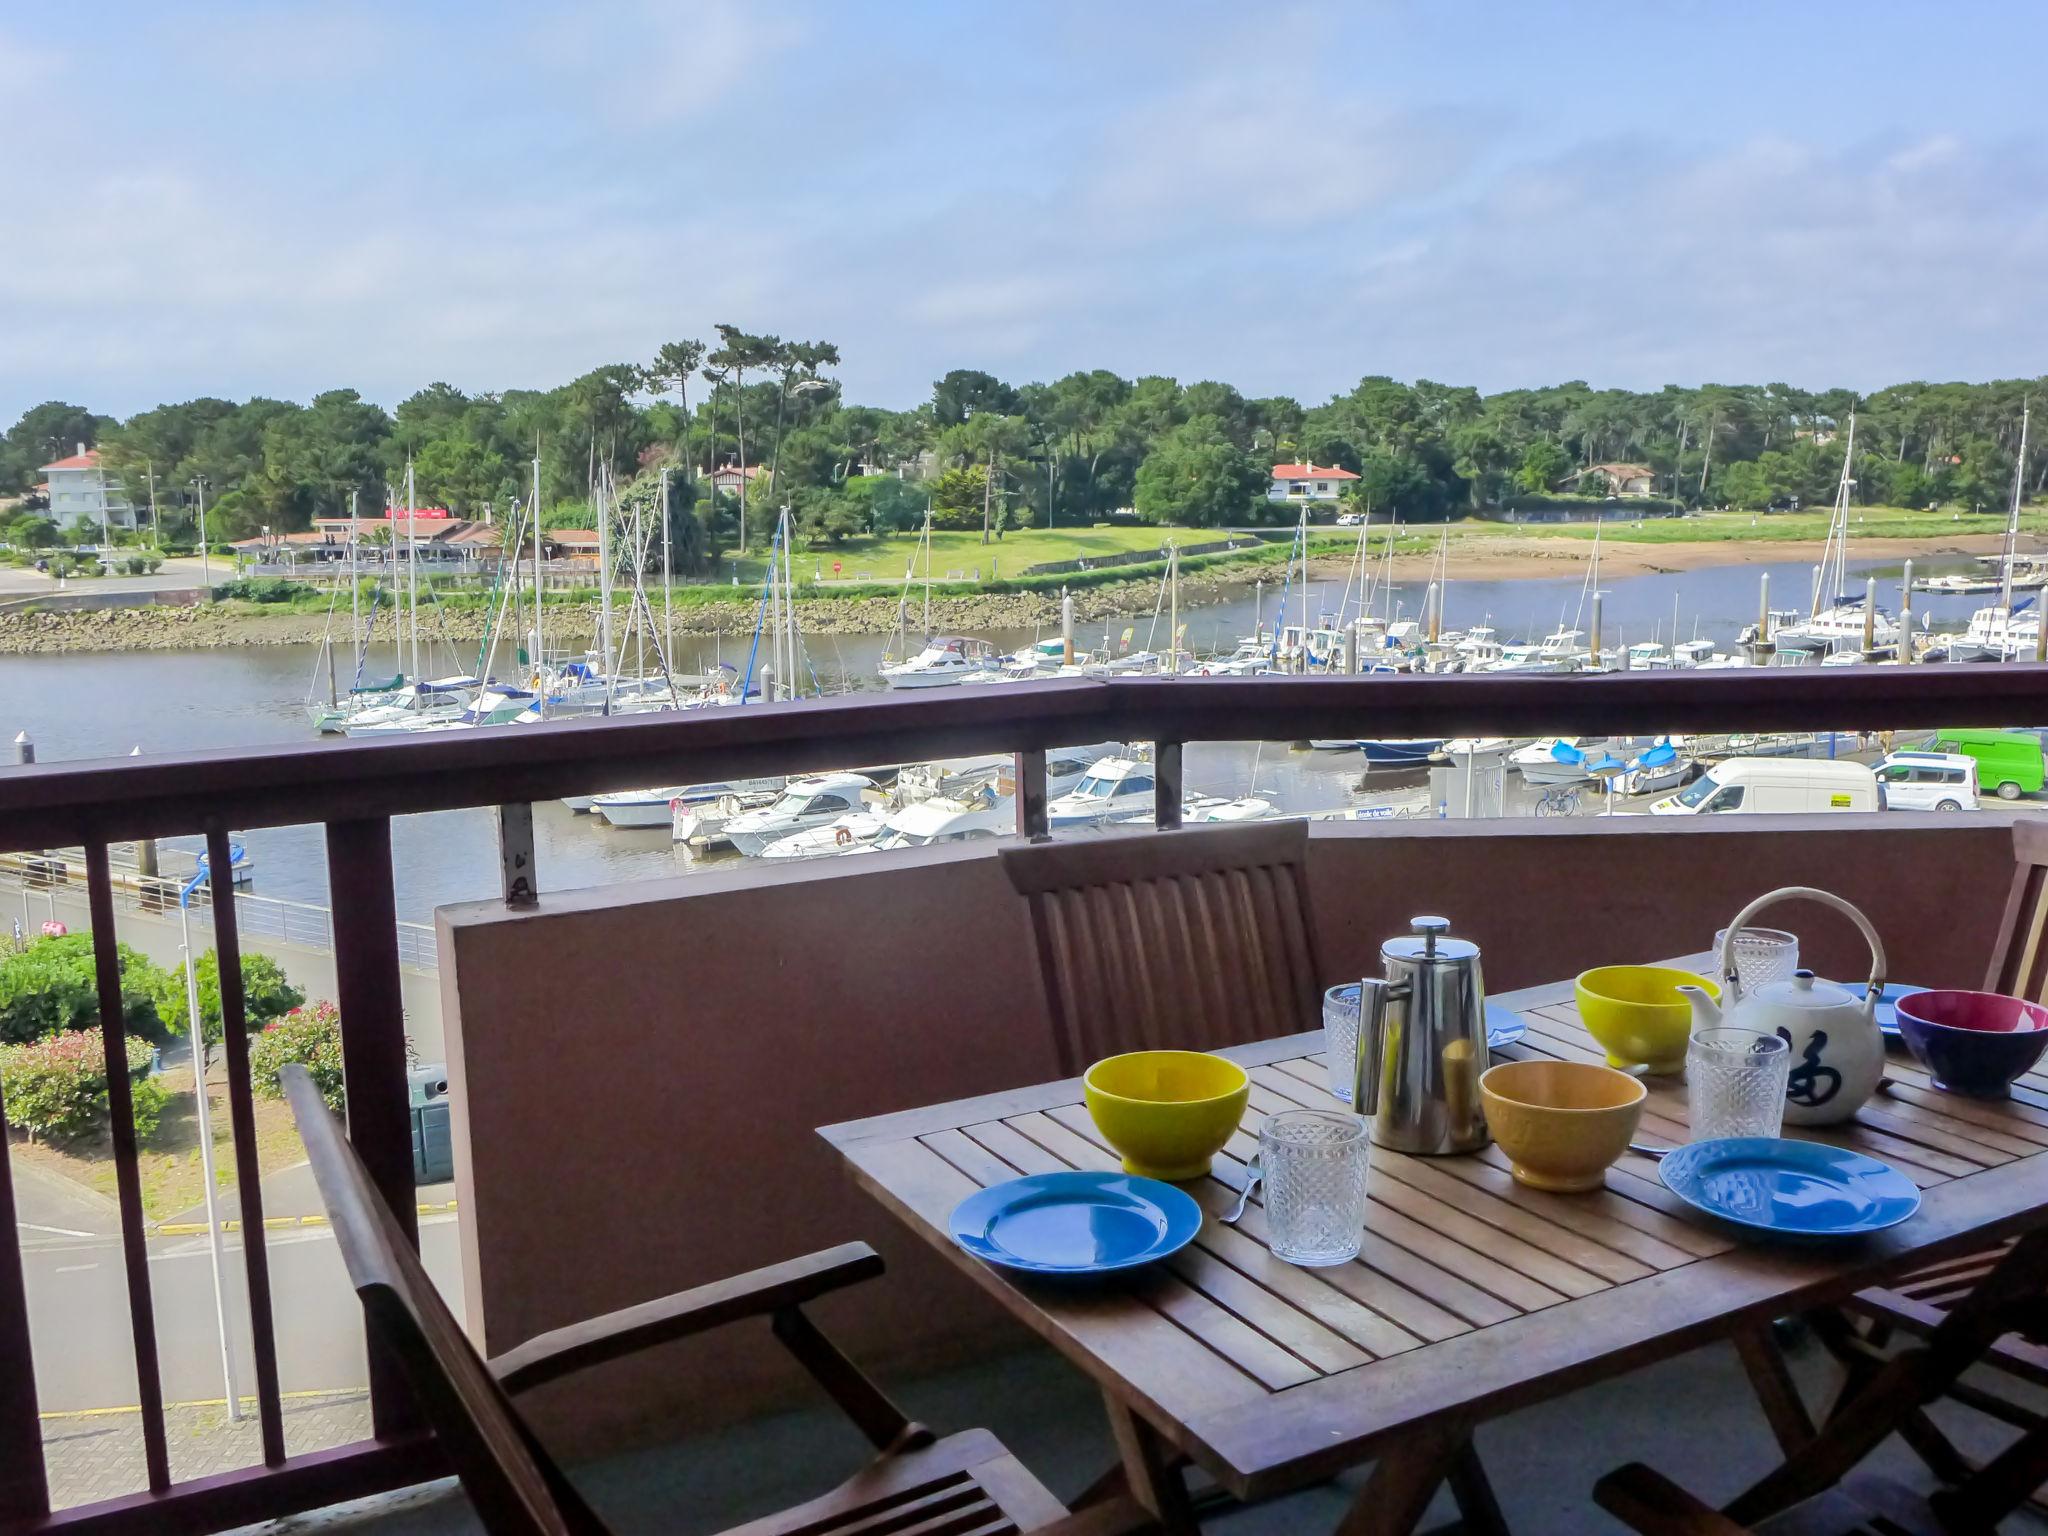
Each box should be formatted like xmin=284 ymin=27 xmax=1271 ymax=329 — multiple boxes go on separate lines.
xmin=1985 ymin=819 xmax=2048 ymax=1001
xmin=281 ymin=1066 xmax=608 ymax=1536
xmin=999 ymin=820 xmax=1325 ymax=1075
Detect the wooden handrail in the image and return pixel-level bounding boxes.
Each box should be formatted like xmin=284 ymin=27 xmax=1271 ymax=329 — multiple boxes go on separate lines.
xmin=1 ymin=667 xmax=2042 ymax=852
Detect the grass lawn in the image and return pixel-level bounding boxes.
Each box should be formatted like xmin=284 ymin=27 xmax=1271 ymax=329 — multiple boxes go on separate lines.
xmin=11 ymin=1062 xmax=309 ymax=1225
xmin=1444 ymin=505 xmax=2044 ymax=545
xmin=724 ymin=523 xmax=1244 ymax=586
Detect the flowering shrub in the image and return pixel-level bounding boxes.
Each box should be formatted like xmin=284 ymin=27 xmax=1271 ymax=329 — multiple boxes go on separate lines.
xmin=249 ymin=1002 xmax=345 ymax=1113
xmin=0 ymin=1033 xmax=157 ymax=1143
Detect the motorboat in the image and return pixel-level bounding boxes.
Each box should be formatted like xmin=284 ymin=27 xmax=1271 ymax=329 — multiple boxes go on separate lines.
xmin=757 ymin=807 xmax=890 ymax=861
xmin=895 ymin=744 xmax=1117 ymax=806
xmin=724 ymin=773 xmax=879 ymax=856
xmin=408 ymin=687 xmax=540 ymax=734
xmin=1623 ymin=642 xmax=1676 ymax=670
xmin=1672 ymin=640 xmax=1718 ymax=668
xmin=339 ymin=675 xmax=482 ymax=735
xmin=1773 ymin=603 xmax=1901 ymax=654
xmin=881 ymin=637 xmax=998 ymax=689
xmin=672 ymin=785 xmax=787 ymax=848
xmin=590 ymin=777 xmax=784 ymax=829
xmin=1046 ymin=756 xmax=1157 ymax=829
xmin=1485 ymin=638 xmax=1581 ymax=674
xmin=855 ymin=793 xmax=1014 ymax=854
xmin=1510 ymin=737 xmax=1606 ymax=786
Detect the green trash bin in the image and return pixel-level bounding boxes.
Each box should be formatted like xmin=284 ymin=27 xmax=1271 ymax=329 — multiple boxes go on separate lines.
xmin=409 ymin=1066 xmax=453 ymax=1186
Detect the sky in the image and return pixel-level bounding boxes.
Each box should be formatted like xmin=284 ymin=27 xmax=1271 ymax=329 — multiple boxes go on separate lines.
xmin=6 ymin=1 xmax=2048 ymax=426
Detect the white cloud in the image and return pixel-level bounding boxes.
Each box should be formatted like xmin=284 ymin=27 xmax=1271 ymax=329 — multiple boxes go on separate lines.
xmin=525 ymin=0 xmax=804 ymax=129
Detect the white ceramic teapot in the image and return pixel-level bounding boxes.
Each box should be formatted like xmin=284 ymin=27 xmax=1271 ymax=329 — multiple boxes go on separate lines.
xmin=1682 ymin=887 xmax=1887 ymax=1127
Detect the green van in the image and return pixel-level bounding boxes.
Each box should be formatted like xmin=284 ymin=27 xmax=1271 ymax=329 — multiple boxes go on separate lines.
xmin=1931 ymin=728 xmax=2045 ymax=800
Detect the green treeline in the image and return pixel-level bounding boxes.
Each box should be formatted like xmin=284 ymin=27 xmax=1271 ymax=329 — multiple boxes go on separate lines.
xmin=3 ymin=327 xmax=2042 ymax=576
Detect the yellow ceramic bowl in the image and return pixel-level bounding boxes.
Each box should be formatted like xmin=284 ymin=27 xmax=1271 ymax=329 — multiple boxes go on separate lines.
xmin=1480 ymin=1059 xmax=1647 ymax=1192
xmin=1575 ymin=966 xmax=1721 ymax=1075
xmin=1083 ymin=1050 xmax=1250 ymax=1181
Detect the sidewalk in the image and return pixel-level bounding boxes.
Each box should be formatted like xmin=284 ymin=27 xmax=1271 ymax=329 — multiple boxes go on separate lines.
xmin=41 ymin=1392 xmax=372 ymax=1511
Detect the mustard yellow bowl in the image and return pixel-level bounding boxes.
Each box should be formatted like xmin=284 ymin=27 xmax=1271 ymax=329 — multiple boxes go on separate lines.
xmin=1083 ymin=1050 xmax=1250 ymax=1181
xmin=1480 ymin=1059 xmax=1647 ymax=1192
xmin=1575 ymin=966 xmax=1721 ymax=1075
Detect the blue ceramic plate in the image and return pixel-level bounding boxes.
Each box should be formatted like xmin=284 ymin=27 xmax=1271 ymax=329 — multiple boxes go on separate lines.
xmin=1485 ymin=1001 xmax=1528 ymax=1051
xmin=1875 ymin=983 xmax=1931 ymax=1039
xmin=948 ymin=1171 xmax=1203 ymax=1276
xmin=1660 ymin=1137 xmax=1920 ymax=1240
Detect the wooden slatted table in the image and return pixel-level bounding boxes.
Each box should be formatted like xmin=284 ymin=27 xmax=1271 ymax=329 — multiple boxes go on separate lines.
xmin=820 ymin=962 xmax=2048 ymax=1535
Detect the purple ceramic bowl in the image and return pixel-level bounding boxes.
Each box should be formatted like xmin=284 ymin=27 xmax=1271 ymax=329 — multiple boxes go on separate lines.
xmin=1894 ymin=989 xmax=2048 ymax=1099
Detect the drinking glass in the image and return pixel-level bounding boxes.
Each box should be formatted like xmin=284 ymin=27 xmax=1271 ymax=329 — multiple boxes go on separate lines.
xmin=1687 ymin=1026 xmax=1791 ymax=1142
xmin=1260 ymin=1109 xmax=1370 ymax=1266
xmin=1323 ymin=983 xmax=1361 ymax=1101
xmin=1713 ymin=926 xmax=1800 ymax=994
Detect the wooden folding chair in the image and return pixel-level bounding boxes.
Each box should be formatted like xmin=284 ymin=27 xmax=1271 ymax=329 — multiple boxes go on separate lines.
xmin=1816 ymin=818 xmax=2048 ymax=1492
xmin=1596 ymin=1227 xmax=2048 ymax=1534
xmin=281 ymin=1066 xmax=1144 ymax=1536
xmin=998 ymin=820 xmax=1326 ymax=1077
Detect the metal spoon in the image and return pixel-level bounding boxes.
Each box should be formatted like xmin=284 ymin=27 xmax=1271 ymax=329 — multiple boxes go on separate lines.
xmin=1628 ymin=1142 xmax=1672 ymax=1159
xmin=1221 ymin=1160 xmax=1262 ymax=1224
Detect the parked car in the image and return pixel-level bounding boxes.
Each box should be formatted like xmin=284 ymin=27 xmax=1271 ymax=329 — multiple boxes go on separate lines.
xmin=1876 ymin=751 xmax=1980 ymax=812
xmin=1930 ymin=727 xmax=2043 ymax=801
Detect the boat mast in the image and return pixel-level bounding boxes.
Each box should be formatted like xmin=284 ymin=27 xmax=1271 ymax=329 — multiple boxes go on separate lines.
xmin=1816 ymin=414 xmax=1856 ymax=620
xmin=2000 ymin=403 xmax=2029 ymax=620
xmin=347 ymin=489 xmax=362 ymax=689
xmin=660 ymin=467 xmax=675 ymax=693
xmin=596 ymin=461 xmax=615 ymax=677
xmin=922 ymin=504 xmax=933 ymax=639
xmin=404 ymin=458 xmax=421 ymax=683
xmin=530 ymin=449 xmax=545 ymax=697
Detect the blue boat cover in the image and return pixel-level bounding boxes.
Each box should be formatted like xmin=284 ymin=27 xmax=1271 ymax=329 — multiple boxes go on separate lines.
xmin=1551 ymin=740 xmax=1584 ymax=764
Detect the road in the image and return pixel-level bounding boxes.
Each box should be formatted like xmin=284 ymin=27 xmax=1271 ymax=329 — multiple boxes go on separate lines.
xmin=13 ymin=1158 xmax=462 ymax=1412
xmin=0 ymin=556 xmax=215 ymax=600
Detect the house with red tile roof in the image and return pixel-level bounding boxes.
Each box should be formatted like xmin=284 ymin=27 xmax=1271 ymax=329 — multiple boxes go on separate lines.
xmin=1266 ymin=461 xmax=1360 ymax=505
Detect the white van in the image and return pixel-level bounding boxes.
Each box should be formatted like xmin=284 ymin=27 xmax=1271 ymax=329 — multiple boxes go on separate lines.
xmin=1649 ymin=757 xmax=1881 ymax=816
xmin=1875 ymin=751 xmax=1981 ymax=812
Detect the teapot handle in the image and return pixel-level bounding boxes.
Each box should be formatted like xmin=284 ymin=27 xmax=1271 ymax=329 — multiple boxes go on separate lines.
xmin=1718 ymin=886 xmax=1887 ymax=1004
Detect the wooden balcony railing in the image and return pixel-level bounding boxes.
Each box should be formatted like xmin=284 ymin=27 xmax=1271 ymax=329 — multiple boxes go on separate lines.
xmin=0 ymin=665 xmax=2042 ymax=1535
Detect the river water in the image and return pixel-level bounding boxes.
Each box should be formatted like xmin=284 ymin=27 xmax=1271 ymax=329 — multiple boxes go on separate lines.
xmin=0 ymin=552 xmax=1997 ymax=924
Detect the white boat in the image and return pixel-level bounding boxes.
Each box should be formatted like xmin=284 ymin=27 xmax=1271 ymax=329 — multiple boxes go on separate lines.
xmin=726 ymin=773 xmax=879 ymax=856
xmin=852 ymin=794 xmax=1015 ymax=855
xmin=1672 ymin=640 xmax=1718 ymax=668
xmin=1511 ymin=737 xmax=1606 ymax=785
xmin=894 ymin=744 xmax=1118 ymax=806
xmin=1774 ymin=603 xmax=1901 ymax=653
xmin=596 ymin=777 xmax=785 ymax=829
xmin=1623 ymin=642 xmax=1676 ymax=670
xmin=880 ymin=637 xmax=998 ymax=689
xmin=339 ymin=675 xmax=482 ymax=735
xmin=1618 ymin=739 xmax=1693 ymax=796
xmin=1046 ymin=756 xmax=1157 ymax=828
xmin=758 ymin=807 xmax=890 ymax=860
xmin=1486 ymin=643 xmax=1577 ymax=675
xmin=1948 ymin=603 xmax=2039 ymax=662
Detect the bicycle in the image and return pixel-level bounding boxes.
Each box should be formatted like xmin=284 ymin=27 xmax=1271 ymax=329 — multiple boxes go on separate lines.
xmin=1534 ymin=784 xmax=1582 ymax=818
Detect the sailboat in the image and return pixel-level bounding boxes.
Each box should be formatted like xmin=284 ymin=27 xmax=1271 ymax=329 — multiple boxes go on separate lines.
xmin=1773 ymin=416 xmax=1900 ymax=656
xmin=307 ymin=492 xmax=403 ymax=731
xmin=1948 ymin=405 xmax=2038 ymax=662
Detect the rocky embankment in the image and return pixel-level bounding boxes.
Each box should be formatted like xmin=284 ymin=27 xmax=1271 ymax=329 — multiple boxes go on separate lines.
xmin=0 ymin=567 xmax=1258 ymax=654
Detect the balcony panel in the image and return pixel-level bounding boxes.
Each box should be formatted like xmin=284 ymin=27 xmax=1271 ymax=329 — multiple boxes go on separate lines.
xmin=435 ymin=813 xmax=2014 ymax=1459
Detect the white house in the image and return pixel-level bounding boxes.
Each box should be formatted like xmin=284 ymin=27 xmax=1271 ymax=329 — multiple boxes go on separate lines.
xmin=1267 ymin=461 xmax=1360 ymax=504
xmin=39 ymin=445 xmax=136 ymax=533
